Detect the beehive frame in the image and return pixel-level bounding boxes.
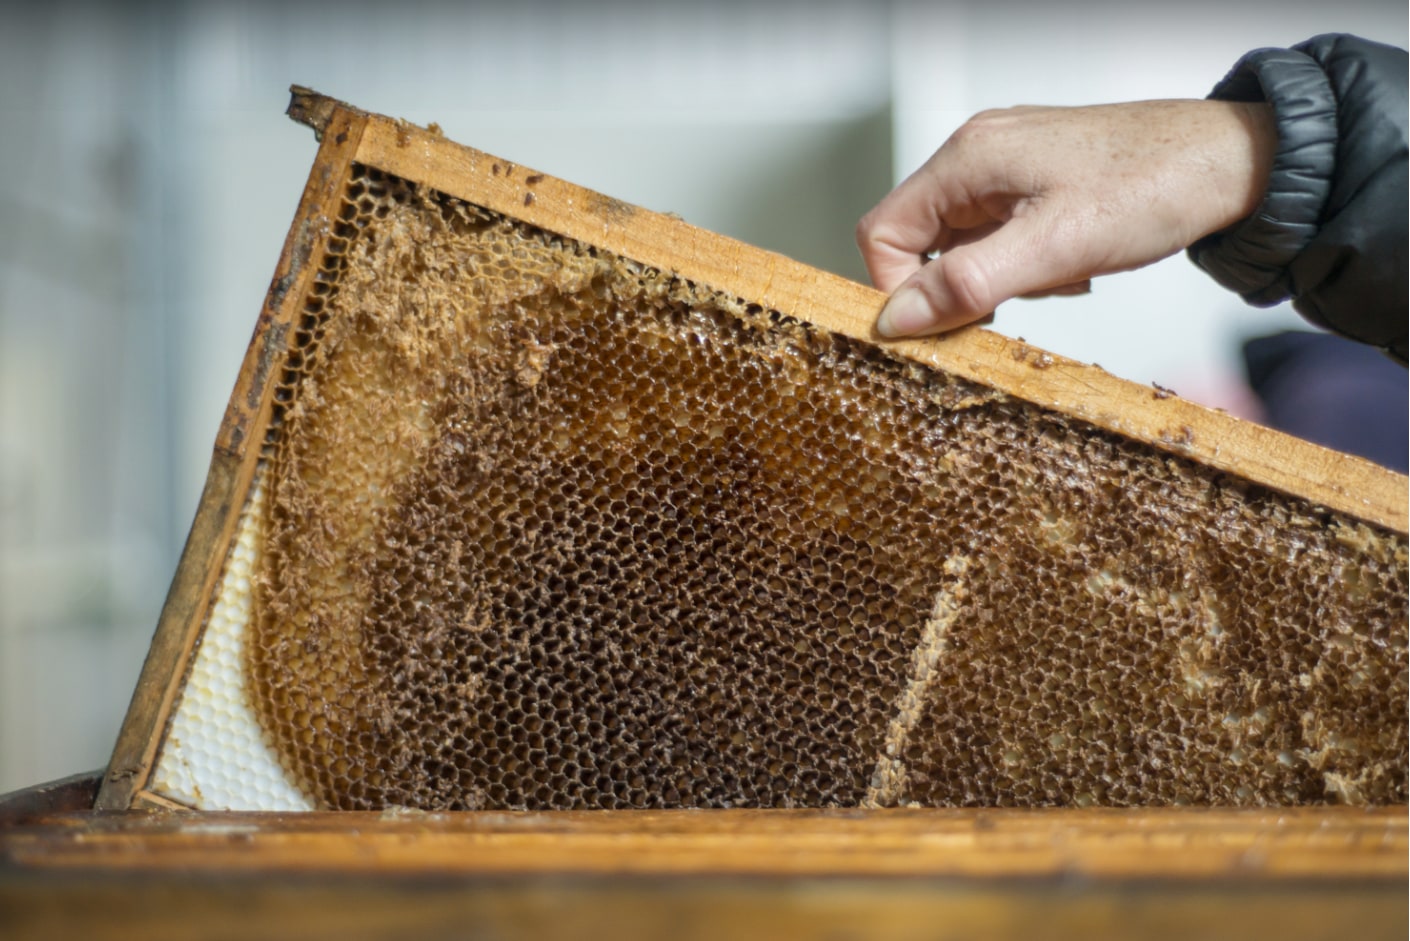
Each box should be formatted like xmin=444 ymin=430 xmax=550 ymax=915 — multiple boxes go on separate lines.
xmin=96 ymin=88 xmax=1408 ymax=813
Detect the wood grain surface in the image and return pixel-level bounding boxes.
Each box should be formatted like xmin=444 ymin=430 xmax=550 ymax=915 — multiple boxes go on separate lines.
xmin=94 ymin=103 xmax=371 ymax=812
xmin=4 ymin=808 xmax=1405 ymax=941
xmin=2 ymin=874 xmax=1403 ymax=941
xmin=4 ymin=807 xmax=1405 ymax=881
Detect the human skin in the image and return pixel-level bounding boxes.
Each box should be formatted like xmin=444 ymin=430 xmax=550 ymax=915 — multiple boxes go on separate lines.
xmin=856 ymin=99 xmax=1277 ymax=338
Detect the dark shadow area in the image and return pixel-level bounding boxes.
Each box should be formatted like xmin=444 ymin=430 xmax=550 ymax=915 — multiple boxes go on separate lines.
xmin=1244 ymin=330 xmax=1408 ymax=473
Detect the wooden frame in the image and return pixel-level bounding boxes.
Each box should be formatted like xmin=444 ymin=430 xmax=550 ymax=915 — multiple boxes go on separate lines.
xmin=96 ymin=88 xmax=1408 ymax=813
xmin=10 ymin=807 xmax=1409 ymax=880
xmin=5 ymin=808 xmax=1406 ymax=940
xmin=96 ymin=99 xmax=371 ymax=812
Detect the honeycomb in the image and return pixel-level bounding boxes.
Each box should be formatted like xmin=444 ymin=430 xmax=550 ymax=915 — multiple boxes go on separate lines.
xmin=239 ymin=165 xmax=1406 ymax=812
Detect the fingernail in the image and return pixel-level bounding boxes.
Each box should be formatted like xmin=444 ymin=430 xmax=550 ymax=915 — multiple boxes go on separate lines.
xmin=876 ymin=286 xmax=938 ymax=338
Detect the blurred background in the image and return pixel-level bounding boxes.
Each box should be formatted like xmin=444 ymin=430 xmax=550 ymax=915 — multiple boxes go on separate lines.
xmin=1 ymin=0 xmax=1404 ymax=792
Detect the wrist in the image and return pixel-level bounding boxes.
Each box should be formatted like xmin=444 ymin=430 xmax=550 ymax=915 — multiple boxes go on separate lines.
xmin=1212 ymin=101 xmax=1276 ymax=233
xmin=1187 ymin=47 xmax=1338 ymax=306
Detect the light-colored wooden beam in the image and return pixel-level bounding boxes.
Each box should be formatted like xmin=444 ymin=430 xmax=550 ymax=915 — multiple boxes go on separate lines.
xmin=340 ymin=93 xmax=1407 ymax=534
xmin=5 ymin=808 xmax=1405 ymax=881
xmin=94 ymin=103 xmax=371 ymax=812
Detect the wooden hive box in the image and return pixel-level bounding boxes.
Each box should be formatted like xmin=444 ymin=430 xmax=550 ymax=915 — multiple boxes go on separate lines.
xmin=2 ymin=88 xmax=1405 ymax=941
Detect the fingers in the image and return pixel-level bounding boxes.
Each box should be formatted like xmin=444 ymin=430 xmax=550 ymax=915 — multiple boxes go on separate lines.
xmin=1021 ymin=279 xmax=1092 ymax=299
xmin=875 ymin=212 xmax=1081 ymax=338
xmin=859 ymin=99 xmax=1276 ymax=339
xmin=875 ymin=256 xmax=1000 ymax=338
xmin=857 ymin=115 xmax=1067 ymax=333
xmin=854 ymin=180 xmax=945 ymax=294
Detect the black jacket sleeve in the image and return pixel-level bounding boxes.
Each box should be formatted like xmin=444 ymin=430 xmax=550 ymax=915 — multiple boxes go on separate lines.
xmin=1186 ymin=34 xmax=1408 ymax=364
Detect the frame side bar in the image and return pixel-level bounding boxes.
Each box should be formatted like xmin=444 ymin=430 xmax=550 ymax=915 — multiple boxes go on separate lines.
xmin=95 ymin=103 xmax=371 ymax=811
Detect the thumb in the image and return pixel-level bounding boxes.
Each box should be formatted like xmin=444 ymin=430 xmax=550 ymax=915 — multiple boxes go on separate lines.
xmin=875 ymin=215 xmax=1077 ymax=338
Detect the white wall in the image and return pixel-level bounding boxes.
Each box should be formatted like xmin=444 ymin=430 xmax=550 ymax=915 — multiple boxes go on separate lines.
xmin=0 ymin=4 xmax=176 ymax=793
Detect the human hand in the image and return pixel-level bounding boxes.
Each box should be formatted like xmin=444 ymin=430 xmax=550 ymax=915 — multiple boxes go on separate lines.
xmin=856 ymin=100 xmax=1276 ymax=337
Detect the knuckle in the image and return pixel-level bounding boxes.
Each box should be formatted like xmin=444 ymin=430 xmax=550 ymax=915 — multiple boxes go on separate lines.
xmin=950 ymin=109 xmax=1004 ymax=145
xmin=946 ymin=106 xmax=1035 ymax=157
xmin=970 ymin=107 xmax=1008 ymax=126
xmin=854 ymin=211 xmax=880 ymax=247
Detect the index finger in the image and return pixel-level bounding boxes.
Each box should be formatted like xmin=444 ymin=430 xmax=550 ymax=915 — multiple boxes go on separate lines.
xmin=855 ymin=171 xmax=948 ymax=294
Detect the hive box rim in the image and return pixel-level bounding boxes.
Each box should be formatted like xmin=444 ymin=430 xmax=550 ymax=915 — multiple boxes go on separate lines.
xmin=5 ymin=806 xmax=1407 ymax=882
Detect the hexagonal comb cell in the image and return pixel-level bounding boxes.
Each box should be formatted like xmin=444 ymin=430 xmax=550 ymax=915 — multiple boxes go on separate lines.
xmin=197 ymin=164 xmax=1405 ymax=812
